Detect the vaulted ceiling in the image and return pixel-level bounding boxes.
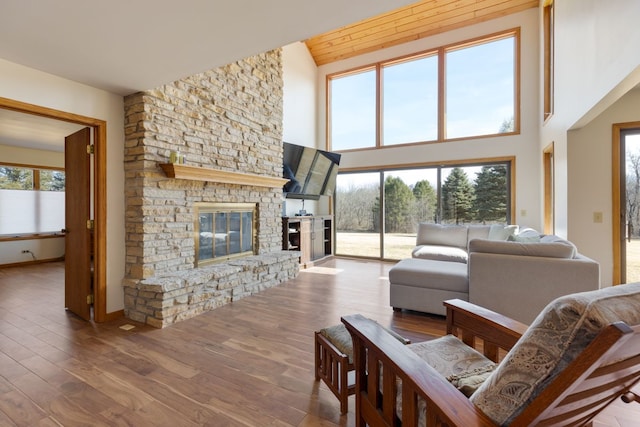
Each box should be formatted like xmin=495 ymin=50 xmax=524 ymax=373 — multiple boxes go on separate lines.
xmin=0 ymin=0 xmax=539 ymax=151
xmin=305 ymin=0 xmax=539 ymax=65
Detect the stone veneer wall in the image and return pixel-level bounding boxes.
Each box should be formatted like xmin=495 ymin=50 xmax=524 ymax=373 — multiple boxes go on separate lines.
xmin=122 ymin=49 xmax=299 ymax=327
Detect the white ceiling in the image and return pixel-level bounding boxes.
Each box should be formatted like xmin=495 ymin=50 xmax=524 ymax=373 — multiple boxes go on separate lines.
xmin=0 ymin=0 xmax=416 ymax=152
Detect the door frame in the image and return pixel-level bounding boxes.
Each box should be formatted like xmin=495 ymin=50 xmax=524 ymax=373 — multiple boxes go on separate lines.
xmin=612 ymin=121 xmax=640 ymax=285
xmin=543 ymin=142 xmax=554 ymax=234
xmin=0 ymin=96 xmax=108 ymax=322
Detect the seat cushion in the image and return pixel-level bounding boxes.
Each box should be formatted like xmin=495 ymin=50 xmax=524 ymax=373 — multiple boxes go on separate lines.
xmin=396 ymin=335 xmax=497 ymax=425
xmin=389 ymin=258 xmax=468 ymax=293
xmin=471 ymin=282 xmax=640 ymax=425
xmin=320 ymin=324 xmax=354 ymax=362
xmin=408 ymin=335 xmax=496 ymax=396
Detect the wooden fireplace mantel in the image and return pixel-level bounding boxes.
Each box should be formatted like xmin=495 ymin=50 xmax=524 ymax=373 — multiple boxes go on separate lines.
xmin=159 ymin=163 xmax=288 ymax=188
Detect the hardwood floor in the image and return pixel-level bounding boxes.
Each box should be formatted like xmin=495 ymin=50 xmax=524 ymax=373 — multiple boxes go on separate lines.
xmin=0 ymin=259 xmax=638 ymax=426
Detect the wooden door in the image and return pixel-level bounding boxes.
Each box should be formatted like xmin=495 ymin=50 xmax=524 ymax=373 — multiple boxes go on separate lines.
xmin=64 ymin=127 xmax=92 ymax=320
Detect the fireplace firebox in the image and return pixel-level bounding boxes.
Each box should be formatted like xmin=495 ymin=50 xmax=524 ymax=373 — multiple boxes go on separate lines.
xmin=195 ymin=202 xmax=257 ymax=266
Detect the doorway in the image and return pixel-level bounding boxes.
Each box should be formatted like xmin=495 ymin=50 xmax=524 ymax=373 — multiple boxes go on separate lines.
xmin=0 ymin=96 xmax=107 ymax=321
xmin=613 ymin=122 xmax=640 ymax=285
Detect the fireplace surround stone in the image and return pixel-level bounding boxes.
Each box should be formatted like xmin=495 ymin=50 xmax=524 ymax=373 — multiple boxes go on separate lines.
xmin=122 ymin=49 xmax=297 ymax=327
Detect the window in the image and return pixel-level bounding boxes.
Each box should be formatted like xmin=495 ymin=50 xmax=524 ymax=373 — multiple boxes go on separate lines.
xmin=329 ymin=68 xmax=376 ymax=151
xmin=0 ymin=164 xmax=66 ymax=235
xmin=445 ymin=35 xmax=516 ymax=138
xmin=543 ymin=0 xmax=554 ymax=121
xmin=328 ymin=29 xmax=519 ymax=151
xmin=335 ymin=159 xmax=513 ymax=260
xmin=383 ymin=54 xmax=438 ymax=145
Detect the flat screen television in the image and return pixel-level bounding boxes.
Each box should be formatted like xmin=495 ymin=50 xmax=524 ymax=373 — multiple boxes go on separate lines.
xmin=283 ymin=142 xmax=341 ymax=200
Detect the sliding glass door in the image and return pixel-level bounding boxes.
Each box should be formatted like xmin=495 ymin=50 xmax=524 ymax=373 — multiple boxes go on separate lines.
xmin=335 ymin=161 xmax=512 ymax=260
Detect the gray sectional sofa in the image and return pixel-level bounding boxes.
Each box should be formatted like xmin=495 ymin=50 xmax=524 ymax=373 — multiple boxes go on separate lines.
xmin=389 ymin=223 xmax=601 ymax=324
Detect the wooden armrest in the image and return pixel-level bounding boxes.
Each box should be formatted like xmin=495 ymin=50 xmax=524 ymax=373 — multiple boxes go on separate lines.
xmin=444 ymin=299 xmax=529 ymax=361
xmin=342 ymin=314 xmax=496 ymax=426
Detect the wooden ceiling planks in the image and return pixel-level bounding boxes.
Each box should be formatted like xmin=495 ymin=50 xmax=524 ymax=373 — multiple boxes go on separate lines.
xmin=305 ymin=0 xmax=539 ymax=65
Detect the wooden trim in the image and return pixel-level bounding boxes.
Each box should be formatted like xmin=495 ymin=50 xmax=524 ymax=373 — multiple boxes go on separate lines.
xmin=613 ymin=124 xmax=622 ymax=285
xmin=0 ymin=96 xmax=108 ymax=323
xmin=612 ymin=122 xmax=640 ymax=285
xmin=159 ymin=163 xmax=288 ymax=188
xmin=103 ymin=309 xmax=124 ymax=322
xmin=94 ymin=120 xmax=107 ymax=323
xmin=0 ymin=257 xmax=65 ymax=269
xmin=543 ymin=2 xmax=554 ymax=121
xmin=338 ymin=155 xmax=516 ymax=173
xmin=0 ymin=161 xmax=65 ymax=171
xmin=543 ymin=142 xmax=554 ymax=234
xmin=0 ymin=233 xmax=64 ymax=242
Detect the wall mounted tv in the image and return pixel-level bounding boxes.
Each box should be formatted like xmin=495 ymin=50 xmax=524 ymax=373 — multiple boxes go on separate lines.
xmin=283 ymin=141 xmax=341 ymax=200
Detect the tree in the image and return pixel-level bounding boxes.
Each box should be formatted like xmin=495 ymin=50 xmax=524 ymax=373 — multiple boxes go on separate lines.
xmin=441 ymin=167 xmax=475 ymax=224
xmin=473 ymin=165 xmax=507 ymax=223
xmin=627 ymin=150 xmax=640 ymax=238
xmin=412 ymin=179 xmax=437 ymax=223
xmin=40 ymin=170 xmax=66 ymax=191
xmin=499 ymin=116 xmax=514 ymax=133
xmin=384 ymin=176 xmax=414 ymax=233
xmin=336 ymin=183 xmax=379 ymax=232
xmin=0 ymin=166 xmax=32 ymax=189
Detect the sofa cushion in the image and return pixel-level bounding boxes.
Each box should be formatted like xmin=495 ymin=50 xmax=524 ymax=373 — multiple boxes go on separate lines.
xmin=467 ymin=225 xmax=492 ymax=245
xmin=416 ymin=223 xmax=468 ymax=249
xmin=470 ymin=283 xmax=640 ymax=425
xmin=488 ymin=224 xmax=518 ymax=241
xmin=509 ymin=227 xmax=542 ymax=243
xmin=389 ymin=258 xmax=468 ymax=293
xmin=468 ymin=239 xmax=576 ymax=259
xmin=412 ymin=244 xmax=468 ymax=263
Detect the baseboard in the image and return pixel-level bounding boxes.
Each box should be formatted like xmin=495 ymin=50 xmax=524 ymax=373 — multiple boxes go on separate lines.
xmin=0 ymin=256 xmax=65 ymax=269
xmin=103 ymin=310 xmax=124 ymax=322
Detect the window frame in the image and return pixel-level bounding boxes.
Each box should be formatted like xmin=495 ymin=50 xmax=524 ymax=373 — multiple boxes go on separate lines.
xmin=0 ymin=162 xmax=65 ymax=190
xmin=327 ymin=28 xmax=520 ymax=152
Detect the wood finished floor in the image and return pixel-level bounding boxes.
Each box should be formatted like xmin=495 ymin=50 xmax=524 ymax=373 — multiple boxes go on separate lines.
xmin=0 ymin=259 xmax=638 ymax=426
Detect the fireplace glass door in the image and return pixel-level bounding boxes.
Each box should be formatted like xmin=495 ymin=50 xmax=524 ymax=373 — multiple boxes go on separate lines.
xmin=196 ymin=203 xmax=256 ymax=266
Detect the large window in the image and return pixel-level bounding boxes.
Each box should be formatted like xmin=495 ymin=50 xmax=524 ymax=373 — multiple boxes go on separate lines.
xmin=328 ymin=29 xmax=519 ymax=151
xmin=335 ymin=160 xmax=513 ymax=260
xmin=0 ymin=164 xmax=66 ymax=235
xmin=543 ymin=0 xmax=554 ymax=121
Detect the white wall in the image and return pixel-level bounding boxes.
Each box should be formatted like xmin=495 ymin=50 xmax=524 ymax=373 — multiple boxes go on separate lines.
xmin=545 ymin=0 xmax=640 ymax=286
xmin=316 ymin=9 xmax=542 ymax=230
xmin=0 ymin=144 xmax=64 ymax=168
xmin=0 ymin=59 xmax=125 ymax=314
xmin=282 ymin=42 xmax=331 ymax=216
xmin=568 ymin=89 xmax=640 ymax=287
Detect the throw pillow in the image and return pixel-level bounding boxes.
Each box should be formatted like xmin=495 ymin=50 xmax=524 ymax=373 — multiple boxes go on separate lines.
xmin=488 ymin=224 xmax=518 ymax=241
xmin=471 ymin=283 xmax=640 ymax=425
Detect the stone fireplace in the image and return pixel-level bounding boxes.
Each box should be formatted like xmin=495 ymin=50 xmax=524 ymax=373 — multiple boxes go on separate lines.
xmin=121 ymin=49 xmax=300 ymax=328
